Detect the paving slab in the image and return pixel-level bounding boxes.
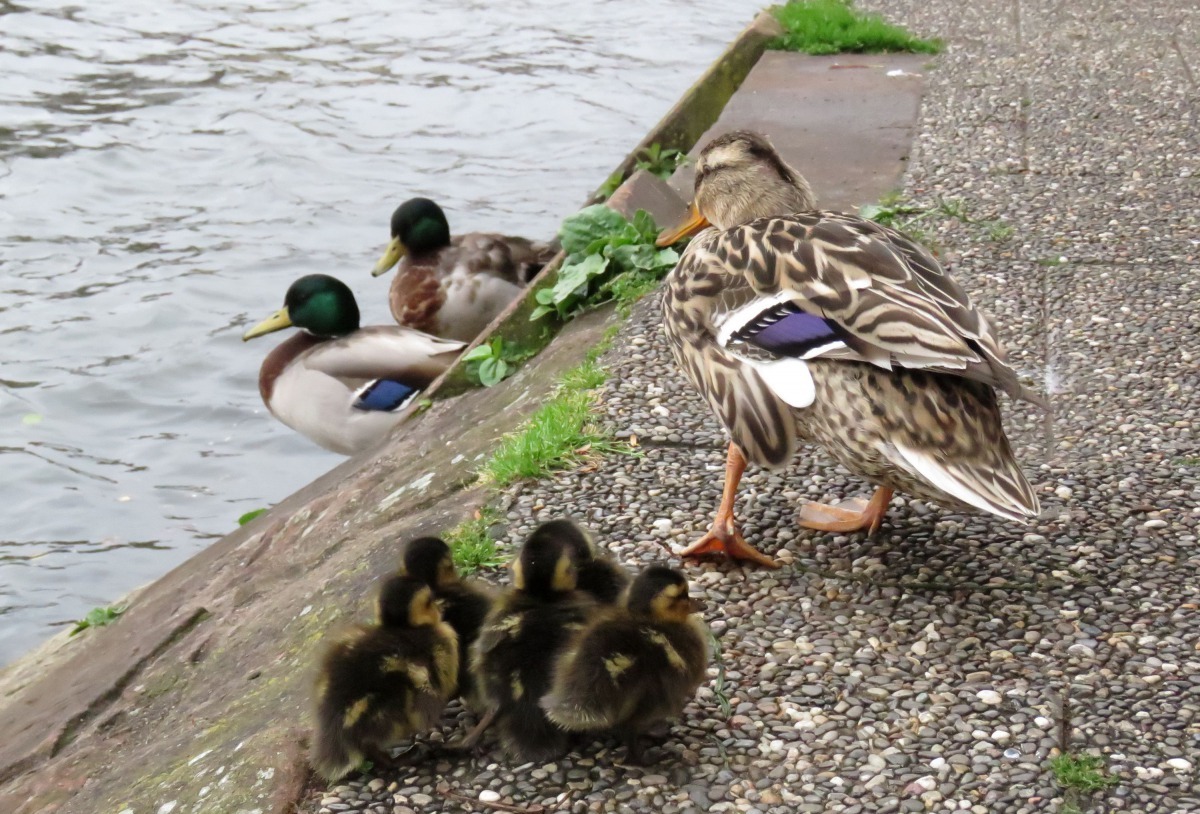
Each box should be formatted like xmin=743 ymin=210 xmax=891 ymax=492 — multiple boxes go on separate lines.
xmin=668 ymin=50 xmax=929 ymax=211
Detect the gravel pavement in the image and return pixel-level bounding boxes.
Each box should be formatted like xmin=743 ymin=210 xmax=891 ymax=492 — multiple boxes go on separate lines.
xmin=303 ymin=0 xmax=1198 ymax=811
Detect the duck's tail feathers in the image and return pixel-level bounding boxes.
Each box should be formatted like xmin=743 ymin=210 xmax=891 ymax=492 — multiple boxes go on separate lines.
xmin=310 ymin=712 xmax=361 ymax=782
xmin=540 ymin=689 xmax=617 ymax=732
xmin=891 ymin=442 xmax=1040 ymax=523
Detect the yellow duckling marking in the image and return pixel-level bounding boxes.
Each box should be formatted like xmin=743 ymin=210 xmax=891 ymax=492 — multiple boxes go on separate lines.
xmin=510 ymin=672 xmax=524 ymax=700
xmin=603 ymin=653 xmax=635 ymax=680
xmin=406 ymin=663 xmax=433 ymax=691
xmin=642 ymin=628 xmax=687 ymax=671
xmin=381 ymin=656 xmax=405 ymax=673
xmin=491 ymin=615 xmax=522 ymax=635
xmin=343 ymin=696 xmax=372 ymax=728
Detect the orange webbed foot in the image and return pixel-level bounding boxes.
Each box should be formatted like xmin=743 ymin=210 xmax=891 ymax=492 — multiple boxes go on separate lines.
xmin=798 ymin=487 xmax=894 ymax=535
xmin=679 ymin=517 xmax=780 ymax=569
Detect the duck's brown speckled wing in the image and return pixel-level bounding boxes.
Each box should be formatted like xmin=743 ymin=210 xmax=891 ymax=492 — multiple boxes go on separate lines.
xmin=694 ymin=212 xmax=1042 ymax=405
xmin=663 ymin=212 xmax=1044 ymax=480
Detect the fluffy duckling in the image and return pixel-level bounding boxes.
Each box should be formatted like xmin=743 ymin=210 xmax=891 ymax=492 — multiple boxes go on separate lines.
xmin=471 ymin=532 xmax=597 ymax=762
xmin=526 ymin=518 xmax=630 ymax=606
xmin=372 ymin=197 xmax=556 ymax=341
xmin=541 ymin=565 xmax=709 ymax=764
xmin=399 ymin=536 xmax=495 ymax=704
xmin=310 ymin=575 xmax=458 ymax=781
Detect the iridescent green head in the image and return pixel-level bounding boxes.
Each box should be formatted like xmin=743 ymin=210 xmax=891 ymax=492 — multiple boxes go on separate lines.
xmin=242 ymin=274 xmax=361 ymax=341
xmin=372 ymin=197 xmax=452 ymax=276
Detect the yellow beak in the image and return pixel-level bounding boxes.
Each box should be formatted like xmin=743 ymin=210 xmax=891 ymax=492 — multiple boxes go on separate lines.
xmin=242 ymin=307 xmax=292 ymax=341
xmin=656 ymin=203 xmax=710 ymax=247
xmin=372 ymin=237 xmax=407 ymax=277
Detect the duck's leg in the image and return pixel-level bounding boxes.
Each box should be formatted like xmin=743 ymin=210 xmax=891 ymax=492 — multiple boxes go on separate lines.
xmin=679 ymin=443 xmax=779 ymax=569
xmin=446 ymin=706 xmax=497 ymax=753
xmin=798 ymin=486 xmax=894 ymax=534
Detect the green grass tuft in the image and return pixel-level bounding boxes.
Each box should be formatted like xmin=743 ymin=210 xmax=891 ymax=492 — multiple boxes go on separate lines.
xmin=1050 ymin=753 xmax=1120 ymax=793
xmin=237 ymin=508 xmax=268 ymax=526
xmin=444 ymin=506 xmax=505 ymax=574
xmin=481 ymin=354 xmax=627 ymax=487
xmin=770 ymin=0 xmax=942 ymax=55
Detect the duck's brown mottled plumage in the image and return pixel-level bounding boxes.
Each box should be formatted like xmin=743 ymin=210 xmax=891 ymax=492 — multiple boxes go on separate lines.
xmin=661 ymin=131 xmax=1042 ymax=553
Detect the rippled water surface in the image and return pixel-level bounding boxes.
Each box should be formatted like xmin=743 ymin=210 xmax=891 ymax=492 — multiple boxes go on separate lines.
xmin=0 ymin=0 xmax=763 ymax=663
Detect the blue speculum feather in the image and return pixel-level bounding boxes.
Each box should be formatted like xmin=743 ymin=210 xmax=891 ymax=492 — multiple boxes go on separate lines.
xmin=737 ymin=305 xmax=841 ymax=357
xmin=353 ymin=379 xmax=418 ymax=412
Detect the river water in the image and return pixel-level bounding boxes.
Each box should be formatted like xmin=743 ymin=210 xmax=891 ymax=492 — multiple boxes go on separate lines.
xmin=0 ymin=0 xmax=761 ymax=664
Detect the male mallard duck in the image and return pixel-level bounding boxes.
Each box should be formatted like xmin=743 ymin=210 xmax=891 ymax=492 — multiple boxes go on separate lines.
xmin=656 ymin=131 xmax=1045 ymax=568
xmin=371 ymin=197 xmax=556 ymax=341
xmin=471 ymin=531 xmax=597 ymax=762
xmin=525 ymin=519 xmax=631 ymax=605
xmin=541 ymin=565 xmax=708 ymax=764
xmin=399 ymin=536 xmax=495 ymax=705
xmin=310 ymin=574 xmax=458 ymax=781
xmin=242 ymin=274 xmax=464 ymax=455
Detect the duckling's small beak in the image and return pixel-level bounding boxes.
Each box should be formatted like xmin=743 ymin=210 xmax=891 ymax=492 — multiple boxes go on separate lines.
xmin=686 ymin=597 xmax=705 ymax=615
xmin=372 ymin=237 xmax=407 ymax=276
xmin=656 ymin=203 xmax=710 ymax=247
xmin=242 ymin=307 xmax=292 ymax=341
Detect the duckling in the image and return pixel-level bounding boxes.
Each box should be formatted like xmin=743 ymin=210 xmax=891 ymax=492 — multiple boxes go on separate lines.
xmin=471 ymin=532 xmax=597 ymax=762
xmin=526 ymin=518 xmax=631 ymax=605
xmin=310 ymin=575 xmax=458 ymax=781
xmin=399 ymin=536 xmax=495 ymax=704
xmin=541 ymin=565 xmax=709 ymax=764
xmin=371 ymin=197 xmax=556 ymax=341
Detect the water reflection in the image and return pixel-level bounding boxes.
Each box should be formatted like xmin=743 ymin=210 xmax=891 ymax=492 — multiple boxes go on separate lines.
xmin=0 ymin=0 xmax=762 ymax=663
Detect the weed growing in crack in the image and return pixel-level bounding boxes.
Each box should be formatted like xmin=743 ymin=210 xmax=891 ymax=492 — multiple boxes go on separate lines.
xmin=444 ymin=506 xmax=506 ymax=574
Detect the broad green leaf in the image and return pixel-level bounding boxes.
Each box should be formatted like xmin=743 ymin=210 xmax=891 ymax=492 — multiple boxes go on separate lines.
xmin=552 ymin=254 xmax=607 ymax=304
xmin=559 ymin=205 xmax=629 ymax=254
xmin=631 ymin=210 xmax=658 ymax=241
xmin=858 ymin=203 xmax=885 ymax=221
xmin=535 ymin=287 xmax=557 ymax=305
xmin=610 ymin=243 xmax=657 ymax=272
xmin=462 ymin=344 xmax=496 ymax=362
xmin=654 ymin=247 xmax=680 ymax=267
xmin=529 ymin=304 xmax=553 ymax=321
xmin=478 ymin=357 xmax=505 ymax=387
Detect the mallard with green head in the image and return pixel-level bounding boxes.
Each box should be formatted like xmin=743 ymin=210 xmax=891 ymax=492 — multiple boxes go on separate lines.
xmin=657 ymin=130 xmax=1045 ymax=568
xmin=371 ymin=197 xmax=556 ymax=342
xmin=242 ymin=274 xmax=464 ymax=455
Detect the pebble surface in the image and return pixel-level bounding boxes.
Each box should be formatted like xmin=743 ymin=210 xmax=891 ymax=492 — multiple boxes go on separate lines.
xmin=301 ymin=0 xmax=1199 ymax=810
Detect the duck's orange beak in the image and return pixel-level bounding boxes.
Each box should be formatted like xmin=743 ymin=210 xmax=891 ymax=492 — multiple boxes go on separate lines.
xmin=656 ymin=203 xmax=710 ymax=247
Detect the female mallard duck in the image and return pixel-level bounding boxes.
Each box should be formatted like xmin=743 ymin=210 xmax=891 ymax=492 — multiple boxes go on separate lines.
xmin=471 ymin=531 xmax=597 ymax=762
xmin=525 ymin=519 xmax=631 ymax=605
xmin=541 ymin=565 xmax=708 ymax=764
xmin=242 ymin=274 xmax=464 ymax=455
xmin=371 ymin=197 xmax=556 ymax=341
xmin=310 ymin=574 xmax=458 ymax=781
xmin=399 ymin=536 xmax=495 ymax=705
xmin=656 ymin=131 xmax=1045 ymax=568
